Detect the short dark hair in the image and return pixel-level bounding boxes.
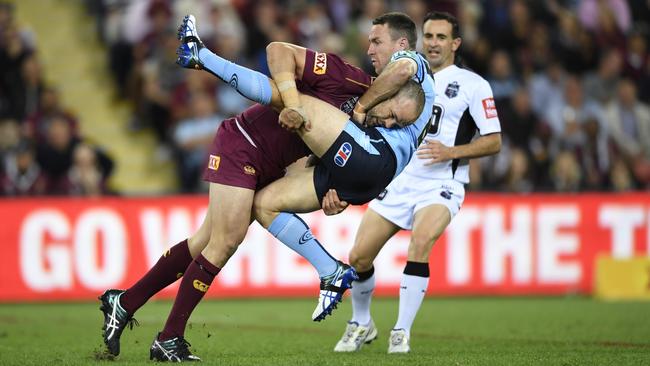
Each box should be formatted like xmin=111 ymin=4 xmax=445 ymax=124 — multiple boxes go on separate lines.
xmin=372 ymin=12 xmax=417 ymax=50
xmin=423 ymin=11 xmax=460 ymax=39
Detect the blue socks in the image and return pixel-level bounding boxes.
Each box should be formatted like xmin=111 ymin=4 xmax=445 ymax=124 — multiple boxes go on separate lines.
xmin=198 ymin=48 xmax=273 ymax=105
xmin=268 ymin=212 xmax=338 ymax=278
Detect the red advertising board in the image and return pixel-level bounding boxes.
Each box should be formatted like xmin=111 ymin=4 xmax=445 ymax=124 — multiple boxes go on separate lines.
xmin=1 ymin=193 xmax=649 ymax=301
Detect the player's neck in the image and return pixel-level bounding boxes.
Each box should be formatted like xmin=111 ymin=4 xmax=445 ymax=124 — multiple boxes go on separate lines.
xmin=431 ymin=62 xmax=453 ymax=74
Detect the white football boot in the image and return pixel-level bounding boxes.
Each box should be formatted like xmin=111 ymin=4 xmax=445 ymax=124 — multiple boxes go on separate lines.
xmin=388 ymin=328 xmax=410 ymax=354
xmin=334 ymin=319 xmax=378 ymax=352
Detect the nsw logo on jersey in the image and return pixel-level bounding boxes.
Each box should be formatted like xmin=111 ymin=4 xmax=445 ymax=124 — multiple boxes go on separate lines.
xmin=445 ymin=81 xmax=460 ymax=98
xmin=334 ymin=142 xmax=352 ymax=167
xmin=482 ymin=97 xmax=498 ymax=119
xmin=314 ymin=52 xmax=327 ymax=75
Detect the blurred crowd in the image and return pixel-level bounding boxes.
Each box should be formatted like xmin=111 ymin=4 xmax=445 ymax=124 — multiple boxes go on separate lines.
xmin=3 ymin=0 xmax=650 ymax=196
xmin=0 ymin=2 xmax=114 ymax=196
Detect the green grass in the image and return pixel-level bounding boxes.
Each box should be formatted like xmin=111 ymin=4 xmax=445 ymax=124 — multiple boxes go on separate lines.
xmin=0 ymin=297 xmax=648 ymax=365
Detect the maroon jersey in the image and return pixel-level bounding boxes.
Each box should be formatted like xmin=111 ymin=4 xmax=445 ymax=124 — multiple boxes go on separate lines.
xmin=203 ymin=50 xmax=372 ymax=190
xmin=297 ymin=49 xmax=372 ymax=114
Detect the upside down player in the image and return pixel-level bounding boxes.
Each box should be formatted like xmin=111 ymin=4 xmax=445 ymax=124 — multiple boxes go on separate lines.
xmin=98 ymin=13 xmax=431 ymax=362
xmin=253 ymin=11 xmax=435 ymax=323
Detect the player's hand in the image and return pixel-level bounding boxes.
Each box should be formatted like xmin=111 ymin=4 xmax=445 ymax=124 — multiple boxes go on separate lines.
xmin=279 ymin=107 xmax=311 ymax=132
xmin=416 ymin=139 xmax=454 ymax=165
xmin=322 ymin=189 xmax=348 ymax=216
xmin=352 ymin=108 xmax=366 ymax=124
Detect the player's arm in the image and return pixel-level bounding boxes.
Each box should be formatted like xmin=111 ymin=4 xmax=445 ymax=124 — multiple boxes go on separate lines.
xmin=418 ymin=79 xmax=502 ymax=165
xmin=266 ymin=42 xmax=310 ymax=131
xmin=353 ymin=56 xmax=417 ymax=123
xmin=416 ymin=133 xmax=501 ymax=165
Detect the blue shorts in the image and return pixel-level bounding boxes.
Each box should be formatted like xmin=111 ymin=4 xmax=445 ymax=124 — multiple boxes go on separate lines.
xmin=313 ymin=122 xmax=397 ymax=205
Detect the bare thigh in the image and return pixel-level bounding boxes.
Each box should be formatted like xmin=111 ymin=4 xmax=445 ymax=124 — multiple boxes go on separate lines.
xmin=409 ymin=204 xmax=451 ymax=261
xmin=349 ymin=208 xmax=401 ymax=272
xmin=198 ymin=183 xmax=256 ymax=267
xmin=297 ymin=94 xmax=349 ymax=157
xmin=253 ymin=165 xmax=321 ymax=228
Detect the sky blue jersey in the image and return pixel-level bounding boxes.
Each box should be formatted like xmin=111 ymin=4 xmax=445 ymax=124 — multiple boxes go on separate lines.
xmin=375 ymin=50 xmax=435 ymax=178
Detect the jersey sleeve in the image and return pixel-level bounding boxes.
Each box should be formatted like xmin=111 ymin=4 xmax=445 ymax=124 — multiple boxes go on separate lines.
xmin=469 ymin=78 xmax=502 ymax=135
xmin=301 ymin=49 xmax=372 ymax=96
xmin=389 ymin=51 xmax=436 ymax=147
xmin=389 ymin=50 xmax=429 ymax=84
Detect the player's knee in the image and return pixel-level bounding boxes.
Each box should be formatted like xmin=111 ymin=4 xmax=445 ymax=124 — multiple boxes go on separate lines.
xmin=187 ymin=235 xmax=209 ymax=258
xmin=253 ymin=194 xmax=284 ymax=229
xmin=252 ymin=196 xmax=272 ymax=228
xmin=203 ymin=230 xmax=246 ymax=265
xmin=187 ymin=224 xmax=212 ymax=258
xmin=409 ymin=233 xmax=437 ymax=261
xmin=216 ymin=239 xmax=240 ymax=259
xmin=193 ymin=226 xmax=209 ymax=244
xmin=349 ymin=249 xmax=373 ymax=272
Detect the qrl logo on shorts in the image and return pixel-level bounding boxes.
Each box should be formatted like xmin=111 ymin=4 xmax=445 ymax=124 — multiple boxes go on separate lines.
xmin=334 ymin=142 xmax=352 ymax=167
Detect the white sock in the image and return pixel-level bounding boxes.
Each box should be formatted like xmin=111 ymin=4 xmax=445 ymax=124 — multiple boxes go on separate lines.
xmin=393 ymin=274 xmax=429 ymax=337
xmin=350 ymin=273 xmax=375 ymax=325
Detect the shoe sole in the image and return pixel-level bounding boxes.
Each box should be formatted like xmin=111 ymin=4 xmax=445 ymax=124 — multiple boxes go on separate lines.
xmin=388 ymin=348 xmax=410 ymax=354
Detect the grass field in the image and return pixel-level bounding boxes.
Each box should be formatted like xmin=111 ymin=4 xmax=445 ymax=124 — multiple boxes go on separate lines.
xmin=0 ymin=297 xmax=648 ymax=365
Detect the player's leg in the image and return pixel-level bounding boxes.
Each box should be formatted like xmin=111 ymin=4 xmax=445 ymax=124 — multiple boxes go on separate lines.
xmin=349 ymin=210 xmax=400 ymax=325
xmin=118 ymin=209 xmax=211 ymax=311
xmin=295 ymin=94 xmax=350 ymax=157
xmin=150 ymin=183 xmax=254 ymax=362
xmin=176 ymin=15 xmax=282 ymax=108
xmin=98 ymin=201 xmax=213 ymax=357
xmin=334 ymin=209 xmax=399 ymax=352
xmin=176 ymin=15 xmax=354 ymax=155
xmin=253 ymin=167 xmax=358 ymax=321
xmin=349 ymin=209 xmax=401 ymax=273
xmin=254 ymin=166 xmax=334 ymax=276
xmin=389 ymin=204 xmax=451 ymax=354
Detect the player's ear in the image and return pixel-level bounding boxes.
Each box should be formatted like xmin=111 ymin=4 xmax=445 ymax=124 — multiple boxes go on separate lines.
xmin=452 ymin=37 xmax=462 ymax=52
xmin=399 ymin=37 xmax=409 ymax=49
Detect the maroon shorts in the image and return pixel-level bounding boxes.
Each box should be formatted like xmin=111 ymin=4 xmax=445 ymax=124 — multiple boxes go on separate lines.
xmin=202 ymin=117 xmax=286 ymax=190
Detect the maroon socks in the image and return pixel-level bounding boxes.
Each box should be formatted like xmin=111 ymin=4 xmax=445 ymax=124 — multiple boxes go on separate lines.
xmin=120 ymin=239 xmax=193 ymax=314
xmin=159 ymin=254 xmax=220 ymax=340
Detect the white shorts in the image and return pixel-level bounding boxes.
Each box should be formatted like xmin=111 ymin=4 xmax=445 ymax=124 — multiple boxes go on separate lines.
xmin=368 ymin=175 xmax=465 ymax=230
